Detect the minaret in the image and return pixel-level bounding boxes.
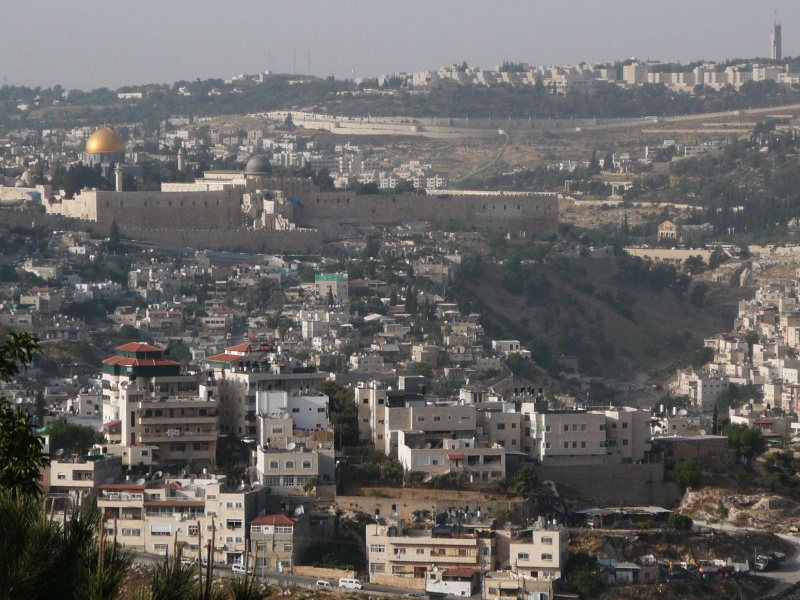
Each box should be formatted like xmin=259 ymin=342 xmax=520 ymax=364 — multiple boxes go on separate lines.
xmin=115 ymin=164 xmax=123 ymax=192
xmin=177 ymin=148 xmax=185 ymax=172
xmin=772 ymin=22 xmax=782 ymax=61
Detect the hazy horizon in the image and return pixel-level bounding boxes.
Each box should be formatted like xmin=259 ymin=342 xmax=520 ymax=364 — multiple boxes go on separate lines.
xmin=2 ymin=0 xmax=798 ymax=90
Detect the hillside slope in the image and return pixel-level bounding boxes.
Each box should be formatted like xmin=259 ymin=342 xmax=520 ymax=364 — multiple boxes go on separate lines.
xmin=459 ymin=258 xmax=749 ymax=379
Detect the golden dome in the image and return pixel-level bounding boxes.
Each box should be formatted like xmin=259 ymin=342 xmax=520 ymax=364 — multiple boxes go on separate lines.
xmin=85 ymin=127 xmax=125 ymax=154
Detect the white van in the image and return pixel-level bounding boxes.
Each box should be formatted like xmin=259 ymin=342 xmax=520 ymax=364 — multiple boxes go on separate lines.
xmin=316 ymin=580 xmax=333 ymax=589
xmin=232 ymin=563 xmax=253 ymax=575
xmin=338 ymin=578 xmax=363 ymax=589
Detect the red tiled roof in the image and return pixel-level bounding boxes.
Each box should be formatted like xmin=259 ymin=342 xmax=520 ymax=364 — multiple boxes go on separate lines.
xmin=102 ymin=356 xmax=179 ymax=367
xmin=116 ymin=342 xmax=162 ymax=353
xmin=103 ymin=419 xmax=121 ymax=429
xmin=250 ymin=514 xmax=296 ymax=526
xmin=164 ymin=481 xmax=183 ymax=490
xmin=204 ymin=353 xmax=244 ymax=364
xmin=226 ymin=342 xmax=253 ymax=353
xmin=448 ymin=453 xmax=465 ymax=460
xmin=443 ymin=568 xmax=478 ymax=578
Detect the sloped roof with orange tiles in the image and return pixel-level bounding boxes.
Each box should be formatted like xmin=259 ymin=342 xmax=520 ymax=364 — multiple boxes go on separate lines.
xmin=250 ymin=514 xmax=296 ymax=526
xmin=102 ymin=356 xmax=179 ymax=367
xmin=116 ymin=342 xmax=162 ymax=353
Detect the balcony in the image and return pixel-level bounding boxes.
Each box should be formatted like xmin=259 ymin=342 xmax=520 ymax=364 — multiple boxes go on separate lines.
xmin=138 ymin=430 xmax=218 ymax=442
xmin=101 ymin=492 xmax=144 ymax=502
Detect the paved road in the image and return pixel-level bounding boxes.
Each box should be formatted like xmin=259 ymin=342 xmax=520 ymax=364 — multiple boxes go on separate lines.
xmin=132 ymin=551 xmax=418 ymax=595
xmin=694 ymin=520 xmax=800 ymax=598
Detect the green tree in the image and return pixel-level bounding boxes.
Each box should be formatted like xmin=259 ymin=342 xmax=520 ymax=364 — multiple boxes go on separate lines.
xmin=663 ymin=512 xmax=694 ymax=531
xmin=0 ymin=332 xmax=49 ymax=498
xmin=0 ymin=490 xmax=132 ymax=600
xmin=564 ymin=553 xmax=606 ymax=599
xmin=320 ymin=381 xmax=358 ymax=450
xmin=723 ymin=423 xmax=767 ymax=463
xmin=670 ymin=457 xmax=702 ymax=491
xmin=108 ymin=218 xmax=121 ymax=253
xmin=45 ymin=420 xmax=103 ymax=456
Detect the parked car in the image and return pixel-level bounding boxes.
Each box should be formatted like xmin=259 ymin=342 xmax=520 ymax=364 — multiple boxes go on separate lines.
xmin=232 ymin=563 xmax=253 ymax=575
xmin=338 ymin=578 xmax=363 ymax=589
xmin=316 ymin=580 xmax=333 ymax=589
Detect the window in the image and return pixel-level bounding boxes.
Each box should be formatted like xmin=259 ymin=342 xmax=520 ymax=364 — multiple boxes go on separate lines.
xmin=194 ymin=442 xmax=209 ymax=451
xmin=371 ymin=563 xmax=385 ymax=573
xmin=269 ymin=461 xmax=278 ymax=469
xmin=292 ymin=408 xmax=300 ymax=413
xmin=264 ymin=476 xmax=280 ymax=486
xmin=285 ymin=461 xmax=294 ymax=469
xmin=581 ymin=424 xmax=586 ymax=431
xmin=282 ymin=476 xmax=295 ymax=486
xmin=150 ymin=524 xmax=172 ymax=536
xmin=433 ymin=416 xmax=441 ymax=422
xmin=188 ymin=525 xmax=199 ymax=536
xmin=226 ymin=502 xmax=234 ymax=509
xmin=541 ymin=536 xmax=553 ymax=545
xmin=572 ymin=424 xmax=577 ymax=432
xmin=497 ymin=423 xmax=505 ymax=430
xmin=154 ymin=543 xmax=168 ymax=551
xmin=121 ymin=528 xmax=141 ymax=536
xmin=170 ymin=443 xmax=185 ymax=452
xmin=57 ymin=473 xmax=66 ymax=480
xmin=458 ymin=549 xmax=468 ymax=556
xmin=541 ymin=553 xmax=553 ymax=561
xmin=417 ymin=417 xmax=425 ymax=422
xmin=572 ymin=441 xmax=577 ymax=448
xmin=394 ymin=548 xmax=406 ymax=555
xmin=318 ymin=407 xmax=325 ymax=413
xmin=517 ymin=553 xmax=530 ymax=560
xmin=563 ymin=425 xmax=569 ymax=432
xmin=275 ymin=525 xmax=293 ymax=534
xmin=622 ymin=422 xmax=628 ymax=429
xmin=623 ymin=439 xmax=629 ymax=446
xmin=599 ymin=424 xmax=606 ymax=431
xmin=370 ymin=544 xmax=385 ymax=553
xmin=563 ymin=442 xmax=569 ymax=449
xmin=302 ymin=461 xmax=312 ymax=469
xmin=581 ymin=441 xmax=586 ymax=448
xmin=416 ymin=549 xmax=425 ymax=555
xmin=544 ymin=442 xmax=551 ymax=449
xmin=544 ymin=425 xmax=551 ymax=432
xmin=283 ymin=544 xmax=293 ymax=552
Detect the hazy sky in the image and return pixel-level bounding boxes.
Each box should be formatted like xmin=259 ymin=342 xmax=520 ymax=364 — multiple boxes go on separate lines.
xmin=2 ymin=0 xmax=798 ymax=90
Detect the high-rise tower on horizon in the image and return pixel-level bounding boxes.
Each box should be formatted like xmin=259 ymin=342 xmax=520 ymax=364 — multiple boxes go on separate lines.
xmin=772 ymin=21 xmax=782 ymax=61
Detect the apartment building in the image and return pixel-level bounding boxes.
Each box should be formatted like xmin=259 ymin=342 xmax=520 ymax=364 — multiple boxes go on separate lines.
xmin=522 ymin=407 xmax=607 ymax=466
xmin=253 ymin=391 xmax=335 ymax=494
xmin=98 ymin=476 xmax=262 ymax=565
xmin=249 ymin=514 xmax=312 ymax=573
xmin=366 ymin=520 xmax=495 ymax=590
xmin=49 ymin=454 xmax=123 ymax=500
xmin=506 ymin=522 xmax=569 ymax=581
xmin=101 ymin=342 xmax=218 ymax=467
xmin=203 ymin=342 xmax=329 ymax=436
xmin=314 ymin=273 xmax=348 ymax=303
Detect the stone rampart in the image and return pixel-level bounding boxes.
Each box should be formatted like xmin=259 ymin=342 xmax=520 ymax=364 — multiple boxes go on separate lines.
xmin=297 ymin=191 xmax=558 ymax=236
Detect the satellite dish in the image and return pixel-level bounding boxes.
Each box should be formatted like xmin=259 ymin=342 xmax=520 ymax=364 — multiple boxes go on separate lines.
xmin=678 ymin=409 xmax=688 ymax=417
xmin=699 ymin=430 xmax=707 ymax=436
xmin=286 ymin=442 xmax=296 ymax=450
xmin=155 ymin=471 xmax=163 ymax=479
xmin=55 ymin=448 xmax=64 ymax=457
xmin=424 ymin=443 xmax=432 ymax=450
xmin=293 ymin=505 xmax=305 ymax=516
xmin=136 ymin=478 xmax=146 ymax=485
xmin=251 ymin=483 xmax=261 ymax=490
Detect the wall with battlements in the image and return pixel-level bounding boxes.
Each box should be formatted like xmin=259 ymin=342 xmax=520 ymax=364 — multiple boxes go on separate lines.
xmin=47 ymin=189 xmax=241 ymax=230
xmin=297 ymin=190 xmax=559 ymax=236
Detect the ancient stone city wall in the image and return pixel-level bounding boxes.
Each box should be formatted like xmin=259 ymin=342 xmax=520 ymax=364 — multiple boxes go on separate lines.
xmin=297 ymin=191 xmax=559 ymax=236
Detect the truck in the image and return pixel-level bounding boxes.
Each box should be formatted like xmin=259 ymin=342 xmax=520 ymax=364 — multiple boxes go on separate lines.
xmin=755 ymin=553 xmax=785 ymax=571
